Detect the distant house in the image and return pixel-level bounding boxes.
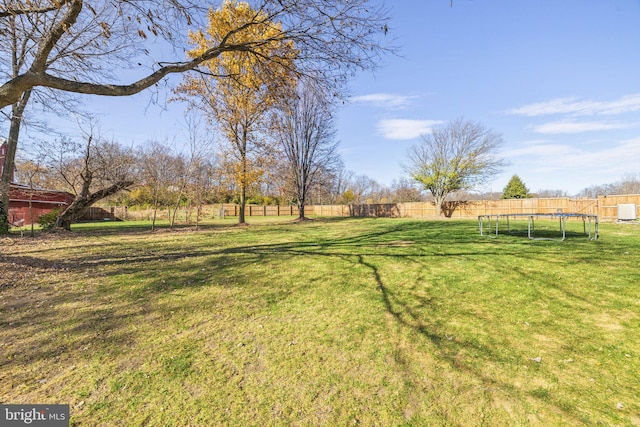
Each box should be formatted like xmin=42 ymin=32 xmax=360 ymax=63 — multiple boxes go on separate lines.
xmin=1 ymin=140 xmax=75 ymax=226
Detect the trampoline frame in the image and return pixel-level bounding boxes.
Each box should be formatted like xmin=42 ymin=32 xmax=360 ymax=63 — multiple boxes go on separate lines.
xmin=478 ymin=213 xmax=599 ymax=241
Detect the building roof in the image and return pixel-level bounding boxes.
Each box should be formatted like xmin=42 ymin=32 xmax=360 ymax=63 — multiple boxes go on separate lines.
xmin=9 ymin=183 xmax=75 ymax=205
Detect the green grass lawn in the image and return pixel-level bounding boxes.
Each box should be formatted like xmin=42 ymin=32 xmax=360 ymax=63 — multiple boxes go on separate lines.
xmin=1 ymin=218 xmax=639 ymax=426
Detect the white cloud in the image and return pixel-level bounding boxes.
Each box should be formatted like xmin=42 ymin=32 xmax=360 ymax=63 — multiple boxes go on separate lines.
xmin=532 ymin=120 xmax=634 ymax=134
xmin=509 ymin=98 xmax=591 ymax=117
xmin=502 ymin=141 xmax=573 ymax=158
xmin=509 ymin=93 xmax=640 ymax=117
xmin=376 ymin=119 xmax=443 ymax=140
xmin=504 ymin=138 xmax=640 ymax=174
xmin=350 ymin=93 xmax=418 ymax=109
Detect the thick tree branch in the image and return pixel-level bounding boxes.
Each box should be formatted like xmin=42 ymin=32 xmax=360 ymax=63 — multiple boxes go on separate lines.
xmin=0 ymin=0 xmax=71 ymax=18
xmin=30 ymin=0 xmax=83 ymax=72
xmin=0 ymin=43 xmax=254 ymax=107
xmin=1 ymin=0 xmax=392 ymax=111
xmin=54 ymin=179 xmax=134 ymax=230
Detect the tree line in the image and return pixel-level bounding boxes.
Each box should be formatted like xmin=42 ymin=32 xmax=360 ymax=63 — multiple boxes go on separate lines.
xmin=0 ymin=0 xmax=394 ymax=233
xmin=14 ymin=126 xmax=640 ymax=229
xmin=14 ymin=129 xmax=429 ymax=227
xmin=4 ymin=0 xmax=510 ymax=230
xmin=7 ymin=1 xmax=633 ymax=231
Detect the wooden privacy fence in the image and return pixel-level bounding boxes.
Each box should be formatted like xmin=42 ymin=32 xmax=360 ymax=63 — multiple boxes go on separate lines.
xmin=112 ymin=195 xmax=640 ymax=222
xmin=319 ymin=195 xmax=637 ymax=221
xmin=297 ymin=195 xmax=639 ymax=221
xmin=113 ymin=204 xmax=302 ymax=222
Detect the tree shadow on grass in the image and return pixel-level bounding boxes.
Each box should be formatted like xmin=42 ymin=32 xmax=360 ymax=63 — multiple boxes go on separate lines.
xmin=1 ymin=218 xmax=630 ymax=422
xmin=197 ymin=221 xmax=618 ymax=424
xmin=352 ymin=253 xmax=599 ymax=425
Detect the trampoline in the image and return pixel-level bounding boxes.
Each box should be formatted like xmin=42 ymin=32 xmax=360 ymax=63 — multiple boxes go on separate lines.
xmin=478 ymin=213 xmax=599 ymax=241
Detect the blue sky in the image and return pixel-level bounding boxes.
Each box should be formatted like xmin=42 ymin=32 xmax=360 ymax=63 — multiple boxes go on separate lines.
xmin=338 ymin=0 xmax=640 ymax=195
xmin=13 ymin=0 xmax=640 ymax=196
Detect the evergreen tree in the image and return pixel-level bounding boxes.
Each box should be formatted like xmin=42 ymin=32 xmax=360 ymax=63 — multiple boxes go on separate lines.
xmin=502 ymin=175 xmax=530 ymax=199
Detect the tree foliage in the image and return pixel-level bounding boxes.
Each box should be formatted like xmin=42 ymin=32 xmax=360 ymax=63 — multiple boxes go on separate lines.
xmin=175 ymin=0 xmax=297 ymax=224
xmin=139 ymin=141 xmax=183 ymax=230
xmin=0 ymin=0 xmax=391 ymax=109
xmin=405 ymin=118 xmax=506 ymax=216
xmin=0 ymin=0 xmax=391 ymax=231
xmin=502 ymin=175 xmax=530 ymax=199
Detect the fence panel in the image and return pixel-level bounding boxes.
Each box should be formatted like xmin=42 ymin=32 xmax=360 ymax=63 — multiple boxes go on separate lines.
xmin=598 ymin=194 xmax=640 ymax=220
xmin=569 ymin=199 xmax=598 ymax=215
xmin=106 ymin=194 xmax=640 ymax=223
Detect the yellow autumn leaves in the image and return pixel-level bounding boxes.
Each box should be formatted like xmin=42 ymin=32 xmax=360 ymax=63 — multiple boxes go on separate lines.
xmin=176 ymin=1 xmax=299 ymax=221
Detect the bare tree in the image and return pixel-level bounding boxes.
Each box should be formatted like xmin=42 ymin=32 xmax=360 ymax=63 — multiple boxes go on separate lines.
xmin=47 ymin=130 xmax=137 ymax=230
xmin=390 ymin=178 xmax=424 ymax=202
xmin=186 ymin=156 xmax=217 ymax=228
xmin=577 ymin=173 xmax=640 ymax=197
xmin=167 ymin=113 xmax=213 ymax=228
xmin=0 ymin=0 xmax=392 ymax=231
xmin=140 ymin=141 xmax=181 ymax=230
xmin=617 ymin=173 xmax=640 ymax=195
xmin=306 ymin=158 xmax=348 ymax=205
xmin=166 ymin=154 xmax=187 ymax=228
xmin=535 ymin=189 xmax=569 ymax=198
xmin=405 ymin=118 xmax=506 ymax=216
xmin=273 ymin=78 xmax=339 ymax=219
xmin=0 ymin=1 xmax=133 ymax=232
xmin=328 ymin=163 xmax=353 ymax=204
xmin=0 ymin=0 xmax=391 ymax=109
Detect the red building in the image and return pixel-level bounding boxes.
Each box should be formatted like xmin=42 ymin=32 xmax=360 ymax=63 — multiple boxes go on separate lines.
xmin=1 ymin=141 xmax=75 ymax=226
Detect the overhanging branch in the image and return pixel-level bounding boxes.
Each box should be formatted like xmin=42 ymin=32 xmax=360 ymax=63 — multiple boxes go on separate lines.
xmin=0 ymin=0 xmax=72 ymax=18
xmin=0 ymin=43 xmax=250 ymax=107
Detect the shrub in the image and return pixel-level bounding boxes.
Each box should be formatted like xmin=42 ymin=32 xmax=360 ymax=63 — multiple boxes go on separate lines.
xmin=37 ymin=208 xmax=62 ymax=230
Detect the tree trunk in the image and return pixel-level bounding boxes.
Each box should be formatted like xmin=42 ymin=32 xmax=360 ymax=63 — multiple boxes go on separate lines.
xmin=54 ymin=180 xmax=133 ymax=230
xmin=0 ymin=90 xmax=31 ymax=234
xmin=239 ymin=183 xmax=247 ymax=224
xmin=0 ymin=179 xmax=10 ymax=234
xmin=297 ymin=184 xmax=307 ymax=220
xmin=151 ymin=185 xmax=159 ymax=231
xmin=435 ymin=197 xmax=444 ymax=217
xmin=170 ymin=196 xmax=181 ymax=229
xmin=195 ymin=203 xmax=201 ymax=230
xmin=238 ymin=147 xmax=248 ymax=225
xmin=170 ymin=180 xmax=187 ymax=229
